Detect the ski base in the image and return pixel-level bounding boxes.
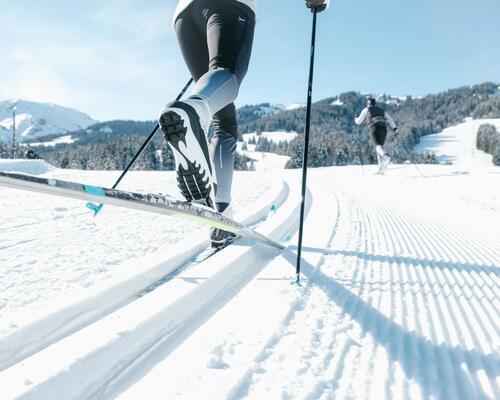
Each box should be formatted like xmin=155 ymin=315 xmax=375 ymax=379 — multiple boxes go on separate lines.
xmin=0 ymin=171 xmax=284 ymax=250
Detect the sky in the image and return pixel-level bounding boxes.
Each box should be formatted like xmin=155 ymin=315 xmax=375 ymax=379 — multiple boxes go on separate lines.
xmin=0 ymin=0 xmax=499 ymax=121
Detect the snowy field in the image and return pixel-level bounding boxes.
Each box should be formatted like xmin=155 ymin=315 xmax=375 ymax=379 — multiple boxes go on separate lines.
xmin=415 ymin=118 xmax=500 ymax=170
xmin=0 ymin=119 xmax=499 ymax=399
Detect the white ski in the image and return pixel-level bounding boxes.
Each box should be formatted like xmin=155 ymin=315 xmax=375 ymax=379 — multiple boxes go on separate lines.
xmin=0 ymin=172 xmax=284 ymax=250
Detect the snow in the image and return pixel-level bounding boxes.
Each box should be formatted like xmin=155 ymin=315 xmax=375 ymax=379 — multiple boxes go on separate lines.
xmin=414 ymin=118 xmax=500 ymax=169
xmin=284 ymin=103 xmax=306 ymax=110
xmin=0 ymin=164 xmax=280 ymax=351
xmin=238 ymin=150 xmax=291 ymax=172
xmin=241 ymin=131 xmax=298 ymax=145
xmin=0 ymin=159 xmax=55 ymax=175
xmin=0 ymin=99 xmax=96 ymax=143
xmin=27 ymin=135 xmax=75 ymax=147
xmin=0 ymin=118 xmax=499 ymax=399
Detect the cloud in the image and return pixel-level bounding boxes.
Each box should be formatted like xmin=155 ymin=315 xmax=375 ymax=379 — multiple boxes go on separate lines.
xmin=15 ymin=66 xmax=71 ymax=105
xmin=91 ymin=0 xmax=176 ymax=44
xmin=0 ymin=2 xmax=187 ymax=119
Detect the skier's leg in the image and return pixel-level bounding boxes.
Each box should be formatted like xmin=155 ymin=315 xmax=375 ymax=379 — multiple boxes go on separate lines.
xmin=188 ymin=1 xmax=255 ymax=115
xmin=372 ymin=127 xmax=390 ymax=173
xmin=159 ymin=5 xmax=219 ymax=204
xmin=160 ymin=0 xmax=254 ymax=215
xmin=209 ymin=104 xmax=239 ymax=247
xmin=375 ymin=145 xmax=385 ymax=158
xmin=202 ymin=2 xmax=255 ymax=208
xmin=200 ymin=2 xmax=255 ymax=247
xmin=174 ymin=4 xmax=209 ymax=81
xmin=211 ymin=104 xmax=237 ymax=204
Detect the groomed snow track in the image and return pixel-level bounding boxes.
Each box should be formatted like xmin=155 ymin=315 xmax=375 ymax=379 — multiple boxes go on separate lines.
xmin=0 ymin=166 xmax=498 ymax=400
xmin=0 ymin=177 xmax=289 ymax=372
xmin=230 ymin=171 xmax=499 ymax=400
xmin=0 ymin=173 xmax=319 ymax=399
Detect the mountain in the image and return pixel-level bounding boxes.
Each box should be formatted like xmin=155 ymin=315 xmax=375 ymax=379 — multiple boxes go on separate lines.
xmin=0 ymin=99 xmax=97 ymax=143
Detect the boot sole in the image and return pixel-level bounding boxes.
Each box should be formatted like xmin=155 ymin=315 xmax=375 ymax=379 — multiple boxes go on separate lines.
xmin=159 ymin=109 xmax=214 ymax=205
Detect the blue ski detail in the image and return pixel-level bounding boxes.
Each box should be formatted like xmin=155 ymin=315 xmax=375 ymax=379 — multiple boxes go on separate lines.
xmin=86 ymin=202 xmax=104 ymax=216
xmin=83 ymin=185 xmax=106 ymax=197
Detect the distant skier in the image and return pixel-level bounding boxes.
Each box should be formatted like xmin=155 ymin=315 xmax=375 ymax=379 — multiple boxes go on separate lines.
xmin=355 ymin=98 xmax=398 ymax=174
xmin=159 ymin=0 xmax=256 ymax=248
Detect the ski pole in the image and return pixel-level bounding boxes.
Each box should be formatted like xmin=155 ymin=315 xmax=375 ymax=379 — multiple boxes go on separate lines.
xmin=87 ymin=77 xmax=194 ymax=216
xmin=358 ymin=139 xmax=365 ymax=176
xmin=295 ymin=6 xmax=320 ymax=285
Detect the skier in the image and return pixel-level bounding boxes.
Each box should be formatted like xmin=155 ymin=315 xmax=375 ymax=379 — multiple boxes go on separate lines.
xmin=159 ymin=0 xmax=256 ymax=248
xmin=355 ymin=98 xmax=398 ymax=174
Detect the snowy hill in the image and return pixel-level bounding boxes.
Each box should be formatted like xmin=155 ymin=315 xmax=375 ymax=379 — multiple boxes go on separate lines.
xmin=0 ymin=99 xmax=96 ymax=143
xmin=415 ymin=118 xmax=500 ymax=169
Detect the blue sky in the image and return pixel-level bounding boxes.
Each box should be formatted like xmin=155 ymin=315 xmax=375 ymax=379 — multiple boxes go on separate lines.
xmin=1 ymin=0 xmax=499 ymax=121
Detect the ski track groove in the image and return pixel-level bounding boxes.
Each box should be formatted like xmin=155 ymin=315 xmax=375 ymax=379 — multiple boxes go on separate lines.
xmin=395 ymin=204 xmax=469 ymax=398
xmin=361 ymin=197 xmax=390 ymax=400
xmin=408 ymin=209 xmax=499 ymax=348
xmin=373 ymin=196 xmax=498 ymax=399
xmin=353 ymin=200 xmax=377 ymax=400
xmin=411 ymin=212 xmax=499 ymax=398
xmin=377 ymin=202 xmax=414 ymax=400
xmin=239 ymin=174 xmax=498 ymax=400
xmin=384 ymin=201 xmax=481 ymax=399
xmin=386 ymin=202 xmax=469 ymax=399
xmin=331 ymin=194 xmax=365 ymax=399
xmin=364 ymin=198 xmax=433 ymax=398
xmin=374 ymin=203 xmax=412 ymax=400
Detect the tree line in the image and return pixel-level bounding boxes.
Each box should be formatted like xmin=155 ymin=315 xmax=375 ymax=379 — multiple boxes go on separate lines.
xmin=476 ymin=124 xmax=500 ymax=166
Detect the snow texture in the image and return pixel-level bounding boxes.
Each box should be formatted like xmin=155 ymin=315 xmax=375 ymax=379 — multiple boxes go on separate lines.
xmin=0 ymin=118 xmax=498 ymax=399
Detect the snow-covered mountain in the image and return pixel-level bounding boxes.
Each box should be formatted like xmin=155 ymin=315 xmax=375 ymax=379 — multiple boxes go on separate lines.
xmin=0 ymin=99 xmax=97 ymax=143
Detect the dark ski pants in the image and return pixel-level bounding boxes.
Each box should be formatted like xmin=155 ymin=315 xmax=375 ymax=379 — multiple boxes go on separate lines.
xmin=370 ymin=126 xmax=387 ymax=146
xmin=174 ymin=0 xmax=255 ymax=203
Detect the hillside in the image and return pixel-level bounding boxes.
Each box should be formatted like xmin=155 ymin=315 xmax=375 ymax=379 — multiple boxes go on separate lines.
xmin=0 ymin=100 xmax=96 ymax=143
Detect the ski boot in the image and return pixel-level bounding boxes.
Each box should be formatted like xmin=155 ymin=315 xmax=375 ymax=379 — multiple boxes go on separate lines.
xmin=210 ymin=202 xmax=237 ymax=249
xmin=159 ymin=99 xmax=216 ymax=207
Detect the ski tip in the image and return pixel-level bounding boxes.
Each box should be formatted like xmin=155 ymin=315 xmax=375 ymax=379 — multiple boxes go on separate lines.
xmin=86 ymin=202 xmax=104 ymax=217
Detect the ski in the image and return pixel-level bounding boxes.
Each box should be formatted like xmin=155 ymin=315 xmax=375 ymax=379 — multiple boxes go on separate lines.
xmin=192 ymin=243 xmax=231 ymax=264
xmin=0 ymin=172 xmax=284 ymax=250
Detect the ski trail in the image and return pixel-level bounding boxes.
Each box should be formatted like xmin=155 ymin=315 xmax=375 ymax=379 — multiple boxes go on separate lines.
xmin=240 ymin=169 xmax=499 ymax=400
xmin=107 ymin=172 xmax=337 ymax=400
xmin=0 ymin=179 xmax=289 ymax=372
xmin=0 ymin=173 xmax=302 ymax=400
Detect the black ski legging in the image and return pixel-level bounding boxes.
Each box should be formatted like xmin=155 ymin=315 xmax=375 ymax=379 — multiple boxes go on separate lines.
xmin=370 ymin=126 xmax=387 ymax=146
xmin=174 ymin=0 xmax=255 ymax=204
xmin=174 ymin=0 xmax=255 ymax=137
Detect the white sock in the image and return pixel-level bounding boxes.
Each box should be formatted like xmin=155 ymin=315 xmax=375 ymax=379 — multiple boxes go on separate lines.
xmin=375 ymin=145 xmax=385 ymax=158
